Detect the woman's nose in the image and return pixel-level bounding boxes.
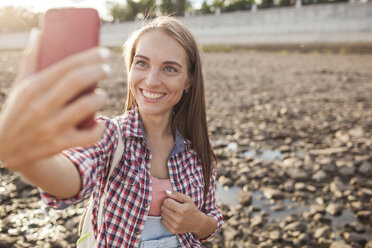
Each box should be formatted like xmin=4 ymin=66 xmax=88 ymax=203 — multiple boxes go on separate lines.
xmin=145 ymin=68 xmax=161 ymax=86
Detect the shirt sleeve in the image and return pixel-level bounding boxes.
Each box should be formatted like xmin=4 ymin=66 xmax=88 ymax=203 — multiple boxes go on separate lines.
xmin=39 ymin=116 xmax=119 ymax=210
xmin=200 ymin=161 xmax=224 ymax=242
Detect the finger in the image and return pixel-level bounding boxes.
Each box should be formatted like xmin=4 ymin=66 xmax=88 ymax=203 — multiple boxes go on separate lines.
xmin=15 ymin=89 xmax=107 ymax=151
xmin=161 ymin=218 xmax=177 ymax=234
xmin=45 ymin=63 xmax=110 ymax=111
xmin=166 ymin=190 xmax=191 ymax=204
xmin=52 ymin=89 xmax=107 ymax=131
xmin=13 ymin=47 xmax=110 ymax=114
xmin=36 ymin=47 xmax=110 ymax=92
xmin=161 ymin=204 xmax=177 ymax=221
xmin=15 ymin=28 xmax=42 ymax=83
xmin=20 ymin=123 xmax=106 ymax=163
xmin=162 ymin=198 xmax=182 ymax=212
xmin=58 ymin=122 xmax=106 ymax=149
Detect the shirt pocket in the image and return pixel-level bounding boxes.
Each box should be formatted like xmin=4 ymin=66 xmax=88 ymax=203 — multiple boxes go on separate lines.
xmin=119 ymin=161 xmax=140 ymax=186
xmin=186 ymin=174 xmax=205 ymax=209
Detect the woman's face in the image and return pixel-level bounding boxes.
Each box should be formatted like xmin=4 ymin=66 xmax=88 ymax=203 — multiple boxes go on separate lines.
xmin=129 ymin=30 xmax=190 ymax=118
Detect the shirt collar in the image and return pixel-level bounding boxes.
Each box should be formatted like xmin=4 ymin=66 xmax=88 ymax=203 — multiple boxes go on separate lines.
xmin=120 ymin=107 xmax=188 ymax=156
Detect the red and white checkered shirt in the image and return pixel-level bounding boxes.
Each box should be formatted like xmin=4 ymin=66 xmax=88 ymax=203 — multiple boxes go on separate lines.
xmin=40 ymin=107 xmax=223 ymax=247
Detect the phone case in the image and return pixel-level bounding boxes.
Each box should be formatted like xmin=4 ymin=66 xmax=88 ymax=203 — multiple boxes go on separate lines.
xmin=38 ymin=8 xmax=100 ymax=129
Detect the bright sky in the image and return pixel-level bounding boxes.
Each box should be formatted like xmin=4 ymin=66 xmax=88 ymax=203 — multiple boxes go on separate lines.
xmin=0 ymin=0 xmax=203 ymax=20
xmin=0 ymin=0 xmax=123 ymax=20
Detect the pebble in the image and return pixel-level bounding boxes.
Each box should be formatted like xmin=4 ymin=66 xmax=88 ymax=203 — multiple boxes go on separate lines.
xmin=2 ymin=51 xmax=372 ymax=247
xmin=238 ymin=191 xmax=252 ymax=206
xmin=314 ymin=226 xmax=332 ymax=239
xmin=326 ymin=203 xmax=343 ymax=216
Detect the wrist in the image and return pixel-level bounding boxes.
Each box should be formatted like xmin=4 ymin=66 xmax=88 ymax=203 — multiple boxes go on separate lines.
xmin=193 ymin=210 xmax=206 ymax=238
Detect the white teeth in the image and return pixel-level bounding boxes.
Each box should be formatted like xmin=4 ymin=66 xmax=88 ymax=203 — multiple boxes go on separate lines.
xmin=142 ymin=90 xmax=164 ymax=100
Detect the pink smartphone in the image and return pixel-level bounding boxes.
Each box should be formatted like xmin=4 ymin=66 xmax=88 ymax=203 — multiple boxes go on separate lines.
xmin=38 ymin=8 xmax=100 ymax=129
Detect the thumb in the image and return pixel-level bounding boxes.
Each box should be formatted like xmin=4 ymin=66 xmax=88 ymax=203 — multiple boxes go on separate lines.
xmin=165 ymin=190 xmax=191 ymax=204
xmin=15 ymin=28 xmax=41 ymax=84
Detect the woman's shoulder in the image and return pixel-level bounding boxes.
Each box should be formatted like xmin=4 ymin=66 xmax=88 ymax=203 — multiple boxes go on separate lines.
xmin=96 ymin=108 xmax=142 ymax=139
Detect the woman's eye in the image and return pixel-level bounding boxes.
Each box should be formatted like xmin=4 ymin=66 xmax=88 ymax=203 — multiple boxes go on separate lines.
xmin=165 ymin=66 xmax=177 ymax=73
xmin=135 ymin=60 xmax=146 ymax=67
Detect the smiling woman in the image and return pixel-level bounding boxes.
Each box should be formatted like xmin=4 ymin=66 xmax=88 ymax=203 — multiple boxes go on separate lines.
xmin=0 ymin=15 xmax=223 ymax=248
xmin=129 ymin=30 xmax=190 ymax=117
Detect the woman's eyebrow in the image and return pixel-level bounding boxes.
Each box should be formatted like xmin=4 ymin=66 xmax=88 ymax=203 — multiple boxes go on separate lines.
xmin=163 ymin=61 xmax=183 ymax=68
xmin=134 ymin=54 xmax=149 ymax=60
xmin=135 ymin=54 xmax=183 ymax=68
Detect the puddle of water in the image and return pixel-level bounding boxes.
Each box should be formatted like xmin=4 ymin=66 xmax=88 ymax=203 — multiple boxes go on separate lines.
xmin=216 ymin=182 xmax=372 ymax=239
xmin=216 ymin=183 xmax=241 ymax=206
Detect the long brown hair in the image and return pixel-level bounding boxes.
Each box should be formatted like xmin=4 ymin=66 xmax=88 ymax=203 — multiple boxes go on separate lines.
xmin=122 ymin=16 xmax=216 ymax=200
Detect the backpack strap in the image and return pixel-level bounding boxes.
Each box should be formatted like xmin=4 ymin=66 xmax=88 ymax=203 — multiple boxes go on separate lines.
xmin=103 ymin=118 xmax=124 ymax=193
xmin=97 ymin=118 xmax=125 ymax=228
xmin=78 ymin=118 xmax=125 ymax=239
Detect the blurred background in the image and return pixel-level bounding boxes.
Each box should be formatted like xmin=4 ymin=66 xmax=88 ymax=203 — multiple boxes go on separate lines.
xmin=0 ymin=0 xmax=372 ymax=247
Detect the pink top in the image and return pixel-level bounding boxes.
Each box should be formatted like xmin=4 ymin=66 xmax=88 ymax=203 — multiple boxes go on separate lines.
xmin=148 ymin=176 xmax=173 ymax=216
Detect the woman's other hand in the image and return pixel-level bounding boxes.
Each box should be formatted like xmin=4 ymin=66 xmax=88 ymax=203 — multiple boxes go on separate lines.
xmin=0 ymin=28 xmax=110 ymax=171
xmin=161 ymin=191 xmax=218 ymax=240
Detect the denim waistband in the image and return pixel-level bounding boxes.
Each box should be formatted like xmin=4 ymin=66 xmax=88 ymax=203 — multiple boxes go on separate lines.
xmin=139 ymin=216 xmax=180 ymax=248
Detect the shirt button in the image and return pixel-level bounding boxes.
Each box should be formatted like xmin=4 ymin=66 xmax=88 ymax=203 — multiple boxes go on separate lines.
xmin=144 ymin=204 xmax=149 ymax=208
xmin=136 ymin=230 xmax=140 ymax=235
xmin=145 ymin=154 xmax=149 ymax=160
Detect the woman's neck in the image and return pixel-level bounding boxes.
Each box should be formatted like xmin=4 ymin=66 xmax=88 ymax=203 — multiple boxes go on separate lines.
xmin=139 ymin=110 xmax=173 ymax=139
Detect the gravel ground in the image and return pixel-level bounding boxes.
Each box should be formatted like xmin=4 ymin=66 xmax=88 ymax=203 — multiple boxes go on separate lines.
xmin=0 ymin=50 xmax=372 ymax=248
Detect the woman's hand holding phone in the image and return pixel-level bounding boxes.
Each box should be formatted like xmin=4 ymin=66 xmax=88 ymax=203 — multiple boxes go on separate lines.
xmin=0 ymin=28 xmax=110 ymax=171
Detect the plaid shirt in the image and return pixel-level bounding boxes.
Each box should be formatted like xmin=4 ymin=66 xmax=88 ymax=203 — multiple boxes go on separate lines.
xmin=40 ymin=107 xmax=223 ymax=247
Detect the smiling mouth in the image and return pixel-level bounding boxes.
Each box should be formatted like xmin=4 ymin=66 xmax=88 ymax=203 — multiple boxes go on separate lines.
xmin=141 ymin=89 xmax=165 ymax=100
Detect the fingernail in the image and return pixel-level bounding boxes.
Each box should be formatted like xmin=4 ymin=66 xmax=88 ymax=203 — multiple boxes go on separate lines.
xmin=102 ymin=64 xmax=112 ymax=75
xmin=99 ymin=47 xmax=110 ymax=59
xmin=28 ymin=28 xmax=39 ymax=46
xmin=165 ymin=190 xmax=172 ymax=195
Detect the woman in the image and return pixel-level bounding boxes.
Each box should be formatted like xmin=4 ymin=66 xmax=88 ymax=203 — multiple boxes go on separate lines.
xmin=0 ymin=16 xmax=223 ymax=247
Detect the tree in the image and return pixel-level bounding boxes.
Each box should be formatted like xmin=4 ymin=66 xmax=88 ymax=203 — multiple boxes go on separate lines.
xmin=159 ymin=0 xmax=188 ymax=16
xmin=224 ymin=0 xmax=253 ymax=11
xmin=106 ymin=0 xmax=156 ymax=22
xmin=200 ymin=0 xmax=212 ymax=14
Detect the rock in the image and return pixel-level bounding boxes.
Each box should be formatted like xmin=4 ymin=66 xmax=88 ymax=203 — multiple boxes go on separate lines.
xmin=344 ymin=222 xmax=366 ymax=233
xmin=284 ymin=221 xmax=307 ymax=233
xmin=343 ymin=232 xmax=367 ymax=245
xmin=339 ymin=166 xmax=355 ymax=177
xmin=356 ymin=210 xmax=372 ymax=223
xmin=227 ymin=142 xmax=239 ymax=153
xmin=358 ymin=161 xmax=372 ymax=176
xmin=309 ymin=147 xmax=348 ymax=155
xmin=223 ymin=226 xmax=240 ymax=241
xmin=271 ymin=204 xmax=285 ymax=211
xmin=0 ymin=237 xmax=17 ymax=247
xmin=313 ymin=213 xmax=331 ymax=224
xmin=312 ymin=170 xmax=328 ymax=182
xmin=329 ymin=241 xmax=351 ymax=248
xmin=262 ymin=188 xmax=284 ymax=200
xmin=314 ymin=226 xmax=331 ymax=239
xmin=13 ymin=177 xmax=32 ymax=192
xmin=293 ymin=233 xmax=308 ymax=246
xmin=330 ymin=177 xmax=350 ymax=198
xmin=282 ymin=157 xmax=302 ymax=168
xmin=286 ymin=168 xmax=308 ymax=181
xmin=326 ymin=203 xmax=343 ymax=216
xmin=294 ymin=182 xmax=306 ymax=191
xmin=218 ymin=176 xmax=234 ymax=188
xmin=269 ymin=230 xmax=281 ymax=241
xmin=250 ymin=215 xmax=265 ymax=228
xmin=238 ymin=191 xmax=252 ymax=206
